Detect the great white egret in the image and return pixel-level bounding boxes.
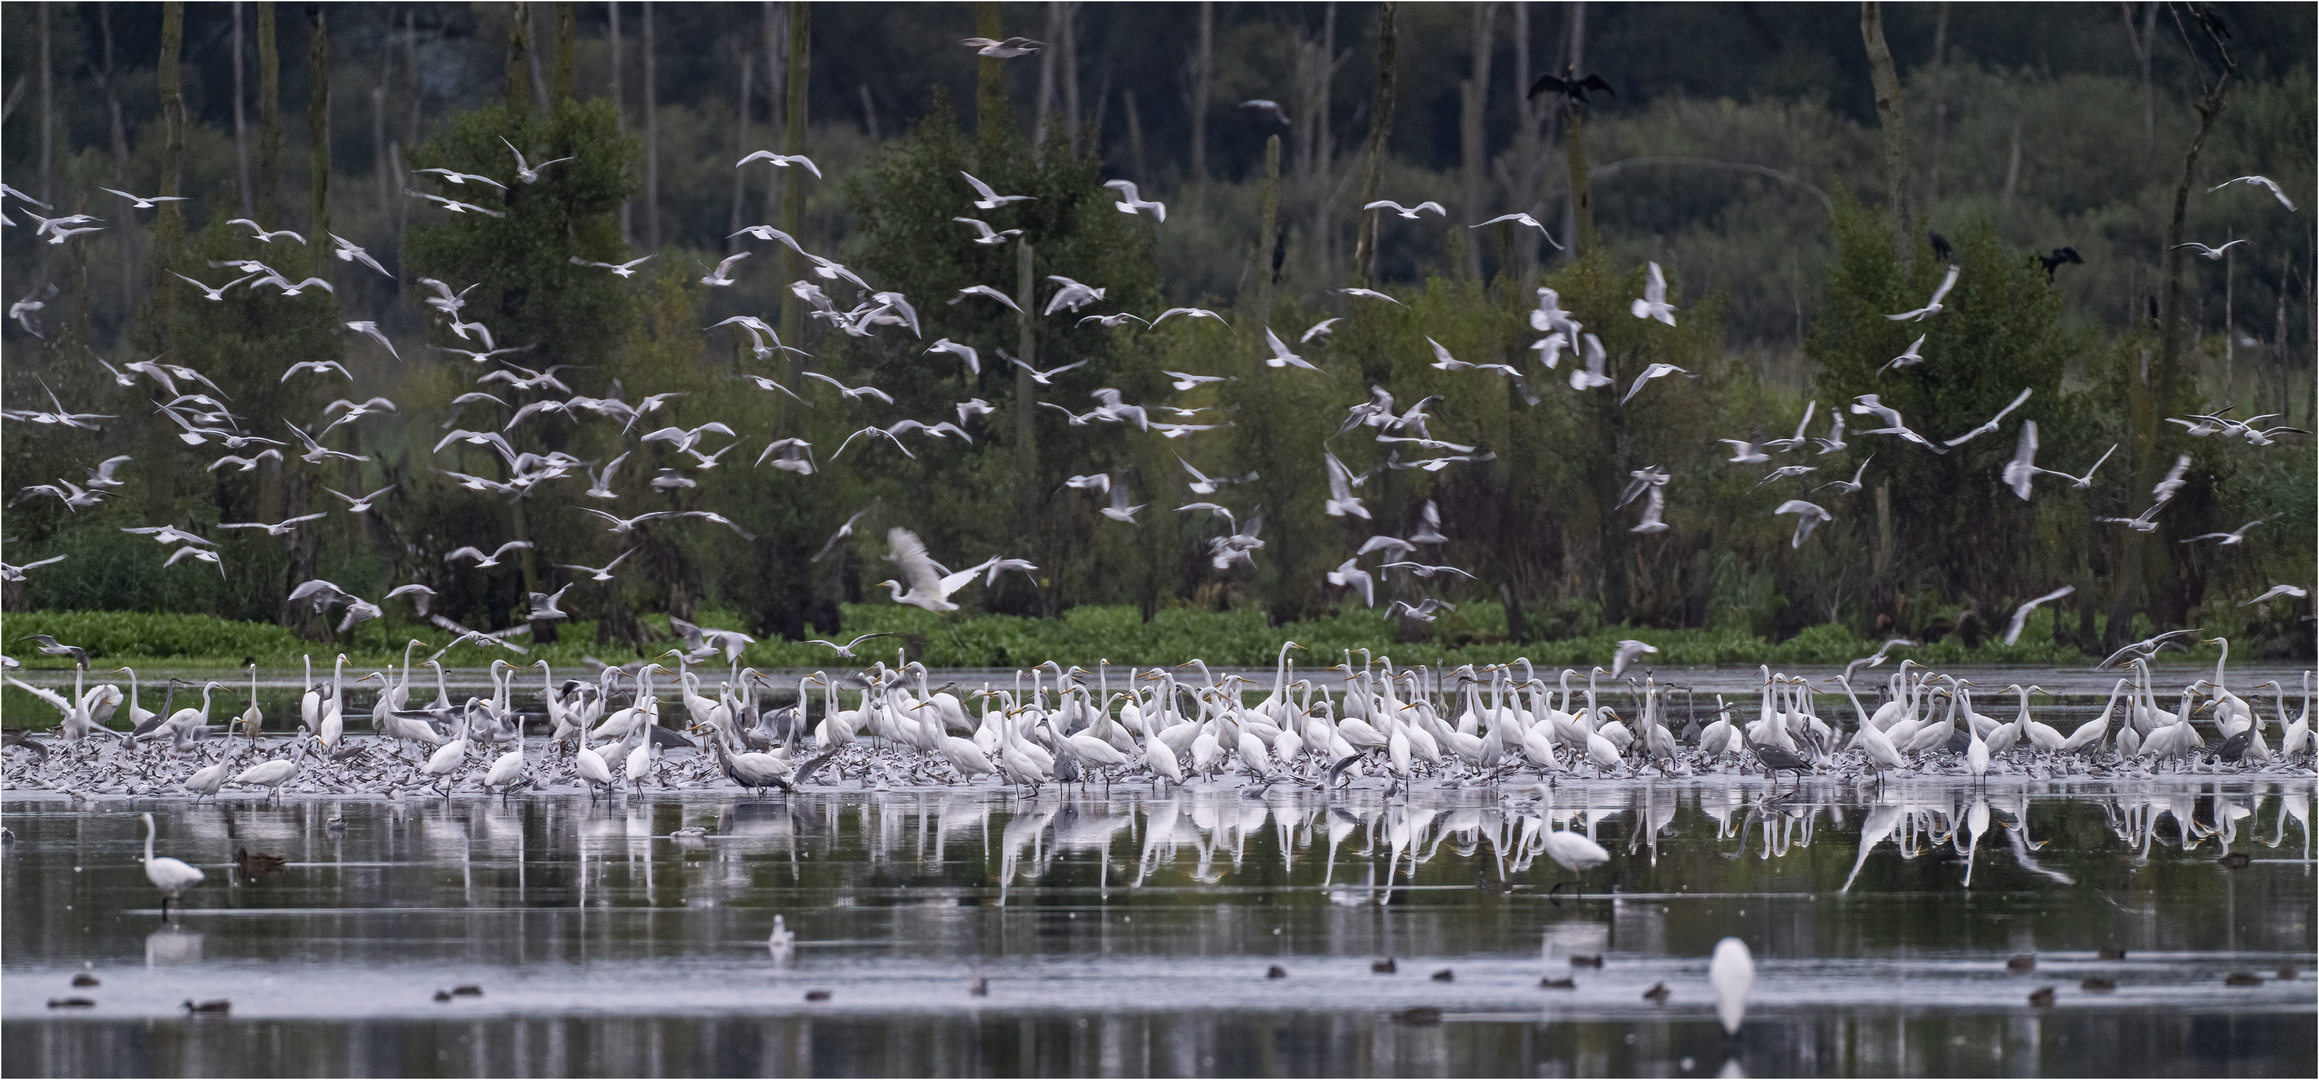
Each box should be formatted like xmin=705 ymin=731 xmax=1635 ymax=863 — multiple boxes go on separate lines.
xmin=1710 ymin=937 xmax=1755 ymax=1035
xmin=141 ymin=813 xmax=206 ymax=921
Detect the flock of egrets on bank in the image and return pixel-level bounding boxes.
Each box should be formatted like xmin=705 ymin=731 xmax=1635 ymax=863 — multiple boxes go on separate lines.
xmin=7 ymin=629 xmax=2310 ymax=811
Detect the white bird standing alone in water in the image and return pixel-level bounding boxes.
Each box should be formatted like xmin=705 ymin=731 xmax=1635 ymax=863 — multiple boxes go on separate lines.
xmin=141 ymin=812 xmax=205 ymax=921
xmin=1710 ymin=937 xmax=1755 ymax=1036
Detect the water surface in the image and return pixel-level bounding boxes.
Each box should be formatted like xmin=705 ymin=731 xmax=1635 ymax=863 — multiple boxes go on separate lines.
xmin=5 ymin=777 xmax=2312 ymax=1077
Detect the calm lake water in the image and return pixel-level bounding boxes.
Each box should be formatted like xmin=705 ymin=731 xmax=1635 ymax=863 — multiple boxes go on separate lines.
xmin=4 ymin=777 xmax=2313 ymax=1077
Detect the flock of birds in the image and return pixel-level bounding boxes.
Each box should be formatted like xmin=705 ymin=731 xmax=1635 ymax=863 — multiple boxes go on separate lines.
xmin=83 ymin=735 xmax=2314 ymax=1024
xmin=6 ymin=35 xmax=2304 ymax=648
xmin=4 ymin=625 xmax=2311 ymax=821
xmin=3 ymin=39 xmax=2307 ymax=794
xmin=8 ymin=40 xmax=2306 ymax=1047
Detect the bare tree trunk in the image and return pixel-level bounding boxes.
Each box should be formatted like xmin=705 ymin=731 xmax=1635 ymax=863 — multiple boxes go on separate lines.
xmin=100 ymin=4 xmax=139 ymax=318
xmin=371 ymin=84 xmax=389 ymax=209
xmin=157 ymin=2 xmax=187 ymax=238
xmin=610 ymin=0 xmax=629 ymax=242
xmin=233 ymin=2 xmax=254 ymax=215
xmin=258 ymin=2 xmax=284 ymax=222
xmin=1350 ymin=2 xmax=1398 ymax=289
xmin=643 ymin=0 xmax=659 ymax=248
xmin=507 ymin=1 xmax=533 ymax=114
xmin=1860 ymin=1 xmax=1915 ymax=260
xmin=1060 ymin=1 xmax=1081 ymax=154
xmin=405 ymin=8 xmax=421 ymax=141
xmin=975 ymin=2 xmax=1008 ymax=148
xmin=1510 ymin=0 xmax=1540 ymax=284
xmin=2001 ymin=121 xmax=2020 ymax=209
xmin=1013 ymin=238 xmax=1042 ymax=591
xmin=1254 ymin=134 xmax=1281 ymax=326
xmin=2110 ymin=10 xmax=2235 ymax=648
xmin=1124 ymin=90 xmax=1148 ymax=181
xmin=1314 ymin=1 xmax=1336 ymax=282
xmin=1459 ymin=2 xmax=1497 ymax=279
xmin=1033 ymin=2 xmax=1059 ymax=151
xmin=1188 ymin=1 xmax=1213 ymax=186
xmin=553 ymin=1 xmax=576 ymax=103
xmin=779 ymin=0 xmax=808 ymax=374
xmin=527 ymin=4 xmax=550 ymax=109
xmin=2122 ymin=2 xmax=2159 ymax=178
xmin=1555 ymin=1 xmax=1585 ymax=258
xmin=1925 ymin=0 xmax=1949 ymax=206
xmin=400 ymin=7 xmax=417 ymax=237
xmin=39 ymin=2 xmax=53 ymax=207
xmin=728 ymin=50 xmax=751 ymax=252
xmin=1562 ymin=97 xmax=1594 ymax=258
xmin=762 ymin=2 xmax=782 ymax=233
xmin=308 ymin=6 xmax=332 ymax=278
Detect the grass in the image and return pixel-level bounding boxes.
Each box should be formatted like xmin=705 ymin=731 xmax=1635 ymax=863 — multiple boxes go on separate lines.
xmin=1 ymin=602 xmax=2127 ymax=674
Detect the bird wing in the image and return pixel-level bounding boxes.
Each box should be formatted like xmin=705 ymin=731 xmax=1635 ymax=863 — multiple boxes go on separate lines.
xmin=887 ymin=528 xmax=946 ymax=595
xmin=1927 ymin=264 xmax=1961 ymax=307
xmin=959 ymin=171 xmax=1000 ymax=200
xmin=2010 ymin=419 xmax=2039 ymax=467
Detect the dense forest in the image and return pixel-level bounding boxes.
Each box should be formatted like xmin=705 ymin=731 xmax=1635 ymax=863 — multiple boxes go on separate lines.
xmin=1 ymin=2 xmax=2311 ymax=662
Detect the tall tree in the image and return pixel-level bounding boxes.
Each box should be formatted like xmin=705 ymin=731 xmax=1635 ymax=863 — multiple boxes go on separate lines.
xmin=778 ymin=1 xmax=809 ymax=363
xmin=728 ymin=50 xmax=752 ymax=251
xmin=258 ymin=1 xmax=284 ymax=222
xmin=642 ymin=0 xmax=659 ymax=247
xmin=98 ymin=3 xmax=139 ymax=315
xmin=38 ymin=1 xmax=53 ymax=206
xmin=974 ymin=2 xmax=1007 ymax=148
xmin=1059 ymin=1 xmax=1081 ymax=154
xmin=1187 ymin=1 xmax=1214 ymax=186
xmin=1924 ymin=1 xmax=1950 ymax=206
xmin=1350 ymin=2 xmax=1398 ymax=288
xmin=307 ymin=5 xmax=331 ymax=276
xmin=1459 ymin=2 xmax=1498 ymax=279
xmin=1033 ymin=2 xmax=1060 ymax=150
xmin=553 ymin=1 xmax=576 ymax=102
xmin=1859 ymin=1 xmax=1915 ymax=260
xmin=2112 ymin=6 xmax=2238 ymax=645
xmin=155 ymin=2 xmax=188 ymax=308
xmin=761 ymin=1 xmax=783 ymax=237
xmin=506 ymin=1 xmax=533 ymax=114
xmin=609 ymin=0 xmax=628 ymax=242
xmin=233 ymin=2 xmax=253 ymax=214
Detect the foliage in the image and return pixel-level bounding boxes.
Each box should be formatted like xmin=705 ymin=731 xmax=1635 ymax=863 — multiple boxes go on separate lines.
xmin=3 ymin=601 xmax=2121 ymax=677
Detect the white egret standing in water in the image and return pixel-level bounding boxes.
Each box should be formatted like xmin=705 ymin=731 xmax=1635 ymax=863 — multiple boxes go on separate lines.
xmin=1710 ymin=937 xmax=1755 ymax=1036
xmin=141 ymin=813 xmax=205 ymax=921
